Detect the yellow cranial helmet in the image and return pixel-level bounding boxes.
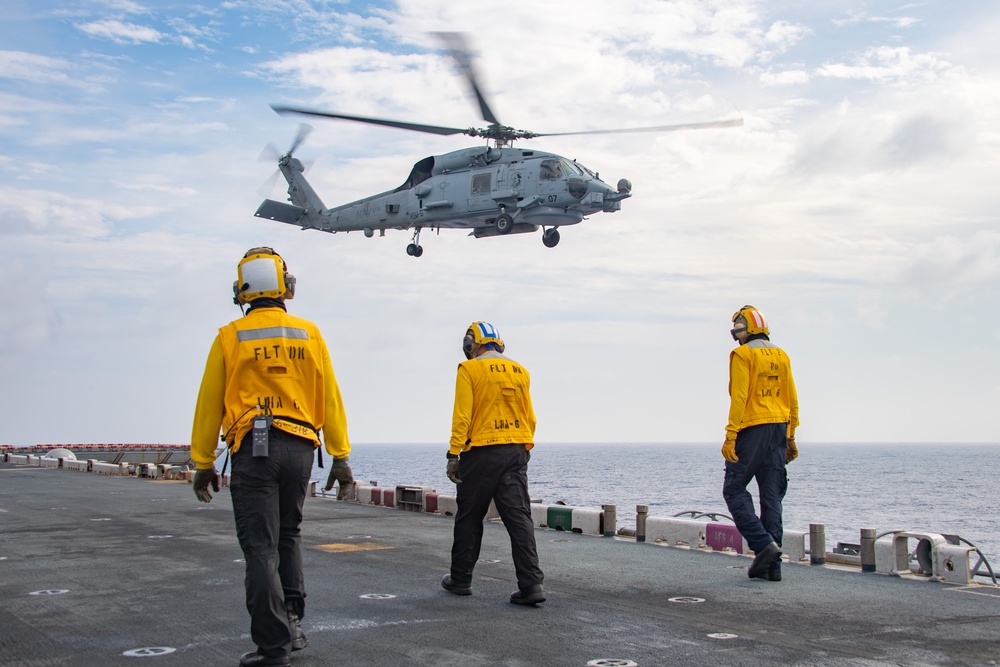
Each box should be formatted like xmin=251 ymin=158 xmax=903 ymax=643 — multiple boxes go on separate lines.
xmin=731 ymin=305 xmax=768 ymax=336
xmin=233 ymin=247 xmax=296 ymax=305
xmin=463 ymin=321 xmax=504 ymax=358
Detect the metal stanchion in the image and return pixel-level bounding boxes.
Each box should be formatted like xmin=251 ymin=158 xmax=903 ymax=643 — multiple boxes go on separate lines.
xmin=810 ymin=523 xmax=826 ymax=565
xmin=602 ymin=504 xmax=617 ymax=537
xmin=860 ymin=528 xmax=877 ymax=572
xmin=636 ymin=505 xmax=648 ymax=543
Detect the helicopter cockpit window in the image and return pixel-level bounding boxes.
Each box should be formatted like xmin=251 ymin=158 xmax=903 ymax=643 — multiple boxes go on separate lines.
xmin=560 ymin=159 xmax=583 ymax=176
xmin=539 ymin=159 xmax=562 ymax=180
xmin=471 ymin=172 xmax=491 ymax=195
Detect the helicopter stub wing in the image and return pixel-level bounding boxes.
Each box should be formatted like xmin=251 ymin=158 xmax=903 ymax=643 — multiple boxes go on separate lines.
xmin=255 ymin=200 xmax=308 ymax=226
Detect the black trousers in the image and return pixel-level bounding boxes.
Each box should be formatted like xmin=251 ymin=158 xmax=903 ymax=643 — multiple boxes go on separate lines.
xmin=451 ymin=444 xmax=543 ymax=589
xmin=722 ymin=422 xmax=788 ymax=555
xmin=230 ymin=428 xmax=314 ymax=657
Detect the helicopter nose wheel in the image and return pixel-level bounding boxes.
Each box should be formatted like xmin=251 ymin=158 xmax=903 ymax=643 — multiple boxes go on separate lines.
xmin=542 ymin=228 xmax=560 ymax=248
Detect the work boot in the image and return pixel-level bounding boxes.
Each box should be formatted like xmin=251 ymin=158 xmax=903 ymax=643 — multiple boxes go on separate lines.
xmin=287 ymin=613 xmax=308 ymax=651
xmin=238 ymin=651 xmax=290 ymax=666
xmin=747 ymin=542 xmax=782 ymax=579
xmin=509 ymin=584 xmax=546 ymax=605
xmin=441 ymin=574 xmax=472 ymax=595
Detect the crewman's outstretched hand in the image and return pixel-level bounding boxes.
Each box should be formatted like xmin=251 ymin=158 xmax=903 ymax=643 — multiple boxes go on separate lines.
xmin=193 ymin=468 xmax=220 ymax=503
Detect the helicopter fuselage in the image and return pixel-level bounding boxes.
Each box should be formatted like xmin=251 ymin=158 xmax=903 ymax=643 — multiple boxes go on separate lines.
xmin=255 ymin=144 xmax=631 ymax=251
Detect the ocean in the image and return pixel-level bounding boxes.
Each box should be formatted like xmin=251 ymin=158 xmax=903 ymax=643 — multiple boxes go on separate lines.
xmin=309 ymin=442 xmax=1000 ymax=563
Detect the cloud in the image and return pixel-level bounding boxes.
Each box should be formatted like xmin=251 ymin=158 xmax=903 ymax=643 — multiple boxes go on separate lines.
xmin=816 ymin=46 xmax=952 ymax=82
xmin=832 ymin=10 xmax=921 ymax=29
xmin=0 ymin=188 xmax=113 ymax=238
xmin=764 ymin=20 xmax=811 ymax=50
xmin=76 ymin=19 xmax=165 ymax=45
xmin=878 ymin=113 xmax=970 ymax=167
xmin=760 ymin=69 xmax=810 ymax=86
xmin=0 ymin=51 xmax=77 ymax=86
xmin=897 ymin=231 xmax=1000 ymax=292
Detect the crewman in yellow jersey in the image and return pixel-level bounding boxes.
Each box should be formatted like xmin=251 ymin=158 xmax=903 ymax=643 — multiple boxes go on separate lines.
xmin=190 ymin=248 xmax=353 ymax=667
xmin=441 ymin=322 xmax=546 ymax=605
xmin=722 ymin=305 xmax=799 ymax=582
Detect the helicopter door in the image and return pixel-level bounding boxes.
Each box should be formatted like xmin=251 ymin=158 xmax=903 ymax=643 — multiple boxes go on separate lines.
xmin=536 ymin=158 xmax=565 ymax=203
xmin=467 ymin=170 xmax=494 ymax=215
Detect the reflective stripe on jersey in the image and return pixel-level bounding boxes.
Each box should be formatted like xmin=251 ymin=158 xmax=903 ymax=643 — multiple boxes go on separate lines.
xmin=237 ymin=326 xmax=309 ymax=342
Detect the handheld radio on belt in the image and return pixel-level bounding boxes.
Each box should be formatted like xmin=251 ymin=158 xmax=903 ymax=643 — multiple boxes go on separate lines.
xmin=252 ymin=404 xmax=272 ymax=458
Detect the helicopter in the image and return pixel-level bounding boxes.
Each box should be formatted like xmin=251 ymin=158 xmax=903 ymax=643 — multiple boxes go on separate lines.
xmin=255 ymin=33 xmax=742 ymax=257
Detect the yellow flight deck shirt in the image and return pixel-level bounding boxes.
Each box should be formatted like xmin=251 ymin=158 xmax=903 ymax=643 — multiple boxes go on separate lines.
xmin=190 ymin=307 xmax=350 ymax=470
xmin=726 ymin=339 xmax=799 ymax=441
xmin=450 ymin=351 xmax=536 ymax=456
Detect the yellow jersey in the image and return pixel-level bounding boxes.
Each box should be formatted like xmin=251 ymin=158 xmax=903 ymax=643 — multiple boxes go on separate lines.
xmin=449 ymin=351 xmax=536 ymax=455
xmin=726 ymin=339 xmax=799 ymax=440
xmin=191 ymin=306 xmax=350 ymax=469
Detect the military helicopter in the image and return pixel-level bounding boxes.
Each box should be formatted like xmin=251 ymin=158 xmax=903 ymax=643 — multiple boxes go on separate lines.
xmin=256 ymin=33 xmax=742 ymax=257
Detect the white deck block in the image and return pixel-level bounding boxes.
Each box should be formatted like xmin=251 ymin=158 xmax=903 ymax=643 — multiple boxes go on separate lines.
xmin=646 ymin=517 xmax=707 ymax=548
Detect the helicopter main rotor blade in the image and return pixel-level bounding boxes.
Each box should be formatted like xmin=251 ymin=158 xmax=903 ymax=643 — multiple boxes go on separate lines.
xmin=433 ymin=32 xmax=501 ymax=126
xmin=532 ymin=116 xmax=744 ymax=138
xmin=272 ymin=104 xmax=470 ymax=137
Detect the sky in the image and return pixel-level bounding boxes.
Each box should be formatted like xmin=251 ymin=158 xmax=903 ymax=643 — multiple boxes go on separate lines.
xmin=1 ymin=0 xmax=998 ymax=447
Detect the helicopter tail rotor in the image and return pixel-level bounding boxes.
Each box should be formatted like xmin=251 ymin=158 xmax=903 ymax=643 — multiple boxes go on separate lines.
xmin=257 ymin=123 xmax=313 ymax=196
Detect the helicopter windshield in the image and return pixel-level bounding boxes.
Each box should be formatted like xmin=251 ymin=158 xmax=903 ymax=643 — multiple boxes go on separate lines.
xmin=574 ymin=161 xmax=596 ymax=178
xmin=560 ymin=159 xmax=583 ymax=176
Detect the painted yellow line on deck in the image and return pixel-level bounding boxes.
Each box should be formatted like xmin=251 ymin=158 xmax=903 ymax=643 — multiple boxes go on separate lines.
xmin=310 ymin=542 xmax=394 ymax=554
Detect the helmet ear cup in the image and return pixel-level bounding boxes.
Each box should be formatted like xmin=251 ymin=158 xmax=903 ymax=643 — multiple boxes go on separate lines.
xmin=284 ymin=273 xmax=296 ymax=299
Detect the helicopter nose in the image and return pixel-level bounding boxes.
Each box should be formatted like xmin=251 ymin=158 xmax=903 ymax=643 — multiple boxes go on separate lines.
xmin=567 ymin=177 xmax=588 ymax=199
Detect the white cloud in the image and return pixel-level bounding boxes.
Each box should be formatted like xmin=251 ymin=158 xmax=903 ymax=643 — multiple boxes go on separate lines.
xmin=0 ymin=51 xmax=76 ymax=85
xmin=76 ymin=19 xmax=165 ymax=45
xmin=816 ymin=46 xmax=952 ymax=82
xmin=832 ymin=10 xmax=921 ymax=29
xmin=760 ymin=69 xmax=809 ymax=86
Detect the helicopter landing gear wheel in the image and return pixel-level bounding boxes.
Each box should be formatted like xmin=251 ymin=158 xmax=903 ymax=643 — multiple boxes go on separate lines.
xmin=406 ymin=228 xmax=424 ymax=258
xmin=495 ymin=213 xmax=514 ymax=235
xmin=542 ymin=228 xmax=560 ymax=248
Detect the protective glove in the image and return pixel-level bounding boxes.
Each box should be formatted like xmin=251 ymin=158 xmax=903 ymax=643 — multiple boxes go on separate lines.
xmin=325 ymin=457 xmax=354 ymax=499
xmin=722 ymin=438 xmax=739 ymax=463
xmin=786 ymin=436 xmax=798 ymax=463
xmin=193 ymin=468 xmax=220 ymax=503
xmin=446 ymin=454 xmax=461 ymax=484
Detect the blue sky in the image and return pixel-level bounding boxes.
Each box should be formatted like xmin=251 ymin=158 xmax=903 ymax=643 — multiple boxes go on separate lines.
xmin=2 ymin=1 xmax=999 ymax=446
